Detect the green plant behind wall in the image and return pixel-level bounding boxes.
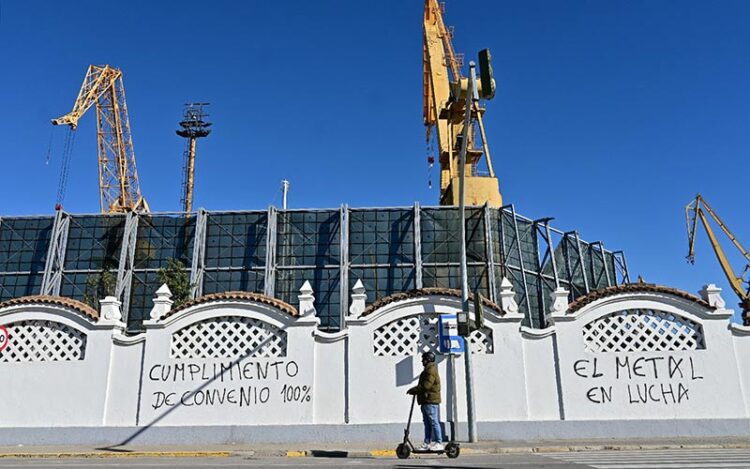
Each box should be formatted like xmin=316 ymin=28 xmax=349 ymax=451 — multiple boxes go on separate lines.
xmin=83 ymin=269 xmax=117 ymax=309
xmin=157 ymin=258 xmax=192 ymax=308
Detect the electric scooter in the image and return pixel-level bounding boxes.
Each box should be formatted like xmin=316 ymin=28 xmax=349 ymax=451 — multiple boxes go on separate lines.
xmin=396 ymin=395 xmax=460 ymax=459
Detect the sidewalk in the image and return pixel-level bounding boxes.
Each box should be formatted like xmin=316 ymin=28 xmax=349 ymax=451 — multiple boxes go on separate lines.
xmin=1 ymin=437 xmax=749 ymax=459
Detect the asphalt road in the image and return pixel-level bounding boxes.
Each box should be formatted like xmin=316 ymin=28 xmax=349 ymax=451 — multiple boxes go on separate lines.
xmin=0 ymin=448 xmax=749 ymax=468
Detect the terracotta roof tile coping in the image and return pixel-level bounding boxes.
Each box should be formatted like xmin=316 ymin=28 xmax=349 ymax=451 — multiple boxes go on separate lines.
xmin=567 ymin=283 xmax=710 ymax=312
xmin=163 ymin=291 xmax=298 ymax=320
xmin=361 ymin=288 xmax=503 ymax=317
xmin=0 ymin=295 xmax=99 ymax=321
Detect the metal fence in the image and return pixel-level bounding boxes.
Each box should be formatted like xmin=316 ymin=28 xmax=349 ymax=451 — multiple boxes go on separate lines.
xmin=0 ymin=205 xmax=629 ymax=331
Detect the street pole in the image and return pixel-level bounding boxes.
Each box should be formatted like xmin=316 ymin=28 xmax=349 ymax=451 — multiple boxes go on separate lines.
xmin=281 ymin=180 xmax=289 ymax=209
xmin=458 ymin=61 xmax=479 ymax=442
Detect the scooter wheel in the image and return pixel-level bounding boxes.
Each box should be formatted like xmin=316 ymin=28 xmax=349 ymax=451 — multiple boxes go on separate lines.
xmin=396 ymin=443 xmax=411 ymax=459
xmin=445 ymin=442 xmax=460 ymax=459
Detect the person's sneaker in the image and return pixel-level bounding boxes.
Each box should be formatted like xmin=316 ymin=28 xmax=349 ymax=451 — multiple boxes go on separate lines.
xmin=417 ymin=443 xmax=431 ymax=451
xmin=430 ymin=442 xmax=444 ymax=451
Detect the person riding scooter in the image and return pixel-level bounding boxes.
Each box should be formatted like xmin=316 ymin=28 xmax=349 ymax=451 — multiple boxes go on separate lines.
xmin=406 ymin=351 xmax=443 ymax=451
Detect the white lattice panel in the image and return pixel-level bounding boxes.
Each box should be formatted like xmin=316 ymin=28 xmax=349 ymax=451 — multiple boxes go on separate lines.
xmin=583 ymin=309 xmax=705 ymax=353
xmin=373 ymin=314 xmax=493 ymax=356
xmin=468 ymin=328 xmax=494 ymax=354
xmin=171 ymin=316 xmax=287 ymax=359
xmin=0 ymin=320 xmax=87 ymax=362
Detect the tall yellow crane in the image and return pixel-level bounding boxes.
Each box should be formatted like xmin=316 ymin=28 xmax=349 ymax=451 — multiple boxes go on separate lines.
xmin=686 ymin=194 xmax=750 ymax=325
xmin=52 ymin=65 xmax=149 ymax=214
xmin=423 ymin=0 xmax=502 ymax=206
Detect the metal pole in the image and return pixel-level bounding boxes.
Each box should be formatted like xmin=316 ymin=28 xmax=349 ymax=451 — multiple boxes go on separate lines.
xmin=282 ymin=180 xmax=289 ymax=210
xmin=458 ymin=61 xmax=478 ymax=442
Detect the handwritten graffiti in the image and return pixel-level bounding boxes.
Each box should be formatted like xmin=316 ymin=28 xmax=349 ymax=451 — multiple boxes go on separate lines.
xmin=572 ymin=354 xmax=703 ymax=405
xmin=147 ymin=359 xmax=310 ymax=411
xmin=148 ymin=360 xmax=299 ymax=383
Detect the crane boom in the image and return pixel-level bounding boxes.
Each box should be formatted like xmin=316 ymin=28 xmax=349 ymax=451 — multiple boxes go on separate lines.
xmin=423 ymin=0 xmax=502 ymax=206
xmin=52 ymin=65 xmax=149 ymax=214
xmin=685 ymin=194 xmax=750 ymax=324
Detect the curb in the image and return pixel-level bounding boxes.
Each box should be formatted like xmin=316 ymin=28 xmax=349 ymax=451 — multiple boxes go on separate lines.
xmin=0 ymin=451 xmax=231 ymax=459
xmin=0 ymin=443 xmax=749 ymax=459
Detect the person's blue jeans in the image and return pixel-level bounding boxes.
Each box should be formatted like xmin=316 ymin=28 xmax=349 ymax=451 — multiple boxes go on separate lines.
xmin=420 ymin=404 xmax=442 ymax=444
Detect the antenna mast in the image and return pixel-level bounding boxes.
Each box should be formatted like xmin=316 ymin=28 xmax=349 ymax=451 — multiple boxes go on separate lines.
xmin=176 ymin=103 xmax=212 ymax=213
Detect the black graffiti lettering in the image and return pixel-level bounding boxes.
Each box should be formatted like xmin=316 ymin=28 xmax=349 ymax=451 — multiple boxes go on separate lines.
xmin=172 ymin=363 xmax=185 ymax=382
xmin=615 ymin=356 xmax=631 ymax=379
xmin=574 ymin=359 xmax=588 ymax=378
xmin=259 ymin=386 xmax=270 ymax=403
xmin=207 ymin=388 xmax=228 ymax=406
xmin=187 ymin=364 xmax=200 ymax=381
xmin=204 ymin=389 xmax=215 ymax=406
xmin=678 ymin=383 xmax=689 ymax=402
xmin=220 ymin=362 xmax=233 ymax=382
xmin=668 ymin=356 xmax=684 ymax=379
xmin=627 ymin=385 xmax=637 ymax=404
xmin=690 ymin=357 xmax=703 ymax=380
xmin=181 ymin=391 xmax=194 ymax=406
xmin=573 ymin=358 xmax=603 ymax=378
xmin=286 ymin=361 xmax=299 ymax=378
xmin=240 ymin=386 xmax=255 ymax=406
xmin=647 ymin=384 xmax=660 ymax=403
xmin=592 ymin=358 xmax=603 ymax=378
xmin=270 ymin=361 xmax=283 ymax=379
xmin=586 ymin=386 xmax=612 ymax=404
xmin=257 ymin=362 xmax=268 ymax=379
xmin=632 ymin=358 xmax=646 ymax=378
xmin=152 ymin=391 xmax=176 ymax=410
xmin=242 ymin=362 xmax=254 ymax=380
xmin=227 ymin=389 xmax=237 ymax=404
xmin=201 ymin=363 xmax=211 ymax=380
xmin=644 ymin=357 xmax=664 ymax=379
xmin=635 ymin=384 xmax=647 ymax=403
xmin=660 ymin=383 xmax=676 ymax=404
xmin=149 ymin=365 xmax=161 ymax=381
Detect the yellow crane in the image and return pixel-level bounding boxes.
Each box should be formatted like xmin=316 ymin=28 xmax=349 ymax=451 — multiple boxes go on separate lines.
xmin=423 ymin=0 xmax=502 ymax=206
xmin=52 ymin=65 xmax=149 ymax=214
xmin=686 ymin=194 xmax=750 ymax=325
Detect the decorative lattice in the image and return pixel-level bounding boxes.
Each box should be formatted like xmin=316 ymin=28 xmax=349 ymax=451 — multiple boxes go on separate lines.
xmin=171 ymin=316 xmax=287 ymax=359
xmin=467 ymin=328 xmax=494 ymax=354
xmin=0 ymin=320 xmax=87 ymax=362
xmin=373 ymin=314 xmax=493 ymax=356
xmin=583 ymin=309 xmax=705 ymax=353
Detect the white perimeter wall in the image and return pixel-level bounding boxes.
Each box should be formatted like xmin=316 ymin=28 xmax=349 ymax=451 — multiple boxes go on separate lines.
xmin=0 ymin=284 xmax=749 ymax=428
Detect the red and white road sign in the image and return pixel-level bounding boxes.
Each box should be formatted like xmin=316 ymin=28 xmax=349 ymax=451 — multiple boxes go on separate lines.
xmin=0 ymin=325 xmax=8 ymax=352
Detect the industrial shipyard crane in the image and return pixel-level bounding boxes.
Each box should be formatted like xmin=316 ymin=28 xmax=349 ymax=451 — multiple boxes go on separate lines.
xmin=686 ymin=194 xmax=750 ymax=325
xmin=423 ymin=0 xmax=502 ymax=206
xmin=52 ymin=65 xmax=149 ymax=214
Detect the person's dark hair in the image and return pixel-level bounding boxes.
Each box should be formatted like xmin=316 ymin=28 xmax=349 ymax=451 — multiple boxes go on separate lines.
xmin=422 ymin=351 xmax=436 ymax=363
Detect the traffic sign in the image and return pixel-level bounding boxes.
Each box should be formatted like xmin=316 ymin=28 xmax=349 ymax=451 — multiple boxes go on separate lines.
xmin=438 ymin=314 xmax=465 ymax=354
xmin=0 ymin=326 xmax=8 ymax=353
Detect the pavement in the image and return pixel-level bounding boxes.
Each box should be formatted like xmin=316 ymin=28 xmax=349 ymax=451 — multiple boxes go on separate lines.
xmin=0 ymin=436 xmax=749 ymax=459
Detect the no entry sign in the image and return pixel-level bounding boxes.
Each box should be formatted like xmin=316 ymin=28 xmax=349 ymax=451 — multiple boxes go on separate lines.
xmin=0 ymin=325 xmax=8 ymax=353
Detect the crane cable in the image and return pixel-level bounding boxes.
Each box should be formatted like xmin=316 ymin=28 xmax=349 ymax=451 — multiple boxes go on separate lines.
xmin=55 ymin=128 xmax=77 ymax=208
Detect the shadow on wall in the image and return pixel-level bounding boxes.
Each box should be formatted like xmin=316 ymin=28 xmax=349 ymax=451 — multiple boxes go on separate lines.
xmin=396 ymin=356 xmax=416 ymax=386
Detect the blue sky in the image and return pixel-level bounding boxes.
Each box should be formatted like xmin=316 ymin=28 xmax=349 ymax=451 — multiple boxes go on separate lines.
xmin=0 ymin=1 xmax=748 ymax=321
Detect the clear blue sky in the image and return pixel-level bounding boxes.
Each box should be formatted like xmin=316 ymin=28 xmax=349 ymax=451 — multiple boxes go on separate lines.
xmin=0 ymin=1 xmax=748 ymax=321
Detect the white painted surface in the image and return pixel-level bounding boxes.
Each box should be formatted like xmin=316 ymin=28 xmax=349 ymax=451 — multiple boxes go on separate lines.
xmin=0 ymin=281 xmax=748 ymax=432
xmin=138 ymin=301 xmax=319 ymax=427
xmin=0 ymin=306 xmax=121 ymax=427
xmin=552 ymin=293 xmax=746 ymax=420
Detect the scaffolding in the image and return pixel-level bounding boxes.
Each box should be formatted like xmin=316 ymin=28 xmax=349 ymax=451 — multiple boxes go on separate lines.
xmin=0 ymin=205 xmax=628 ymax=331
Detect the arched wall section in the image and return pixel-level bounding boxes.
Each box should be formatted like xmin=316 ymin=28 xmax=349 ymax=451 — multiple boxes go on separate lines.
xmin=551 ymin=290 xmax=747 ymax=420
xmin=0 ymin=300 xmax=116 ymax=427
xmin=138 ymin=299 xmax=319 ymax=427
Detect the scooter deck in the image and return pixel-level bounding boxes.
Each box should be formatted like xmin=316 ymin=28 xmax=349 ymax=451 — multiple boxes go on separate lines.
xmin=411 ymin=449 xmax=446 ymax=454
